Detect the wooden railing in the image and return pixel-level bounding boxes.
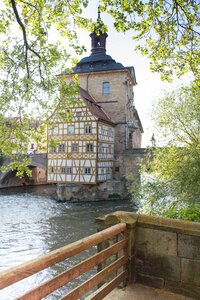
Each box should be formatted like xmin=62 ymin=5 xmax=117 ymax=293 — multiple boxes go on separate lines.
xmin=0 ymin=223 xmax=128 ymax=299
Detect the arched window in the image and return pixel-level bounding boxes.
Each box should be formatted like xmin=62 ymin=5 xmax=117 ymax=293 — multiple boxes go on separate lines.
xmin=102 ymin=82 xmax=110 ymax=94
xmin=95 ymin=37 xmax=100 ymax=47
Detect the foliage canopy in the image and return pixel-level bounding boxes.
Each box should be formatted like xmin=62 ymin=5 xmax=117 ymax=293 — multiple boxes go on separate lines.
xmin=0 ymin=0 xmax=199 ymax=175
xmin=0 ymin=0 xmax=90 ymax=173
xmin=100 ymin=0 xmax=200 ymax=81
xmin=128 ymin=83 xmax=200 ymax=221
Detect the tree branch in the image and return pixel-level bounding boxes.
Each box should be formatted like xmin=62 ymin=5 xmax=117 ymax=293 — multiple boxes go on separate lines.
xmin=10 ymin=0 xmax=41 ymax=79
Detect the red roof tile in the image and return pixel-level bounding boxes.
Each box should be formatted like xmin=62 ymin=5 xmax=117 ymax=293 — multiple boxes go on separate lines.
xmin=79 ymin=87 xmax=114 ymax=125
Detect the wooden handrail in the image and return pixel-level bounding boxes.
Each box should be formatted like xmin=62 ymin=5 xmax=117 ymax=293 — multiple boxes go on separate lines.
xmin=61 ymin=255 xmax=128 ymax=300
xmin=85 ymin=271 xmax=128 ymax=300
xmin=16 ymin=239 xmax=128 ymax=300
xmin=0 ymin=222 xmax=128 ymax=299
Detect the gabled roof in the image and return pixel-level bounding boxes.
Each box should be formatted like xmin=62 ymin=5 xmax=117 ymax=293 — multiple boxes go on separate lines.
xmin=79 ymin=86 xmax=114 ymax=125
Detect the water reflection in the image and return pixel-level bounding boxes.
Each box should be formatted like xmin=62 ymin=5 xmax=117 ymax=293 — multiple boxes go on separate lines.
xmin=0 ymin=185 xmax=136 ymax=299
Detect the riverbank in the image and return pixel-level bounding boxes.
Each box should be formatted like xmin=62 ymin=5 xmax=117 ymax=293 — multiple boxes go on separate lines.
xmin=0 ymin=183 xmax=135 ymax=204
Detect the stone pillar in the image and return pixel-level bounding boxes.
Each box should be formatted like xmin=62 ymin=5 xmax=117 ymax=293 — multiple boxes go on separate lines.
xmin=96 ymin=211 xmax=137 ymax=284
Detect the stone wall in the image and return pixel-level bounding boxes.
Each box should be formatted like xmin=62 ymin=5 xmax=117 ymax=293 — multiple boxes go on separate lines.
xmin=87 ymin=70 xmax=130 ymax=155
xmin=113 ymin=148 xmax=146 ymax=180
xmin=56 ymin=179 xmax=128 ymax=201
xmin=55 ymin=149 xmax=147 ymax=201
xmin=31 ymin=167 xmax=47 ymax=185
xmin=66 ymin=69 xmax=142 ymax=154
xmin=132 ymin=128 xmax=142 ymax=148
xmin=96 ymin=211 xmax=200 ymax=299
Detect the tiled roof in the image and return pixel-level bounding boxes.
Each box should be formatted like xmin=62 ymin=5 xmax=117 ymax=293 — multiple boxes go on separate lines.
xmin=72 ymin=53 xmax=125 ymax=74
xmin=79 ymin=87 xmax=114 ymax=125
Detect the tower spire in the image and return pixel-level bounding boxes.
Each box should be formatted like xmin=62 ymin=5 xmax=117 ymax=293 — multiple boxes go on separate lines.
xmin=90 ymin=6 xmax=108 ymax=55
xmin=97 ymin=5 xmax=101 ymax=20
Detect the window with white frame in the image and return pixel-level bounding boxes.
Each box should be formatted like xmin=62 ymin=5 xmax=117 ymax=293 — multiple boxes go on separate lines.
xmin=68 ymin=125 xmax=75 ymax=134
xmin=72 ymin=143 xmax=78 ymax=152
xmin=51 ymin=146 xmax=57 ymax=153
xmin=99 ymin=143 xmax=103 ymax=153
xmin=61 ymin=167 xmax=72 ymax=174
xmin=76 ymin=111 xmax=82 ymax=117
xmin=58 ymin=143 xmax=65 ymax=152
xmin=86 ymin=143 xmax=93 ymax=152
xmin=61 ymin=167 xmax=65 ymax=174
xmin=102 ymin=82 xmax=110 ymax=94
xmin=85 ymin=125 xmax=92 ymax=134
xmin=108 ymin=128 xmax=113 ymax=137
xmin=53 ymin=125 xmax=58 ymax=135
xmin=84 ymin=167 xmax=91 ymax=174
xmin=66 ymin=167 xmax=72 ymax=174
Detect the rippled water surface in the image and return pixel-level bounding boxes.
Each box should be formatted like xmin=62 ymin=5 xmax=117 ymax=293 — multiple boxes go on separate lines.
xmin=0 ymin=185 xmax=136 ymax=299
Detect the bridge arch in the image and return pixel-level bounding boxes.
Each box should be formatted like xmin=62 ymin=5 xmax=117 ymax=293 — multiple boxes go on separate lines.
xmin=0 ymin=154 xmax=47 ymax=187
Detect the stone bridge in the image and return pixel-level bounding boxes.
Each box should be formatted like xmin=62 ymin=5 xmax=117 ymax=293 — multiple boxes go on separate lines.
xmin=0 ymin=154 xmax=47 ymax=188
xmin=28 ymin=153 xmax=47 ymax=169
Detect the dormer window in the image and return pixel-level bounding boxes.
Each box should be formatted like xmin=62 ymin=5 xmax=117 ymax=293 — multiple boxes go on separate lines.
xmin=102 ymin=82 xmax=110 ymax=94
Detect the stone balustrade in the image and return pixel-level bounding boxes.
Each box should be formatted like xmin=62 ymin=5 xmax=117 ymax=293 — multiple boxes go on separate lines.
xmin=96 ymin=211 xmax=200 ymax=299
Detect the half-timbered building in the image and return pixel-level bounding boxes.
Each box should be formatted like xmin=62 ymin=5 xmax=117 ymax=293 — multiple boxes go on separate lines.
xmin=47 ymin=10 xmax=143 ymax=188
xmin=47 ymin=87 xmax=114 ymax=184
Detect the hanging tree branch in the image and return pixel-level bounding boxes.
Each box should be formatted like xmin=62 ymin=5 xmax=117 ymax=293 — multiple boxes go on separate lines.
xmin=10 ymin=0 xmax=41 ymax=79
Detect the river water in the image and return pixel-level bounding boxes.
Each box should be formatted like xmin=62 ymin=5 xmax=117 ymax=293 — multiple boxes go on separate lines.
xmin=0 ymin=185 xmax=136 ymax=299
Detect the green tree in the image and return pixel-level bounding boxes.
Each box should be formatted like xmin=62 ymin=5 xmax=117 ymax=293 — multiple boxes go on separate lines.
xmin=100 ymin=0 xmax=200 ymax=81
xmin=1 ymin=1 xmax=199 ymax=119
xmin=0 ymin=0 xmax=199 ymax=174
xmin=0 ymin=0 xmax=90 ymax=172
xmin=128 ymin=83 xmax=200 ymax=221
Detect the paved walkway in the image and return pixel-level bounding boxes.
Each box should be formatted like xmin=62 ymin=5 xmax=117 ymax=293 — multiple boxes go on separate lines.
xmin=104 ymin=284 xmax=193 ymax=300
